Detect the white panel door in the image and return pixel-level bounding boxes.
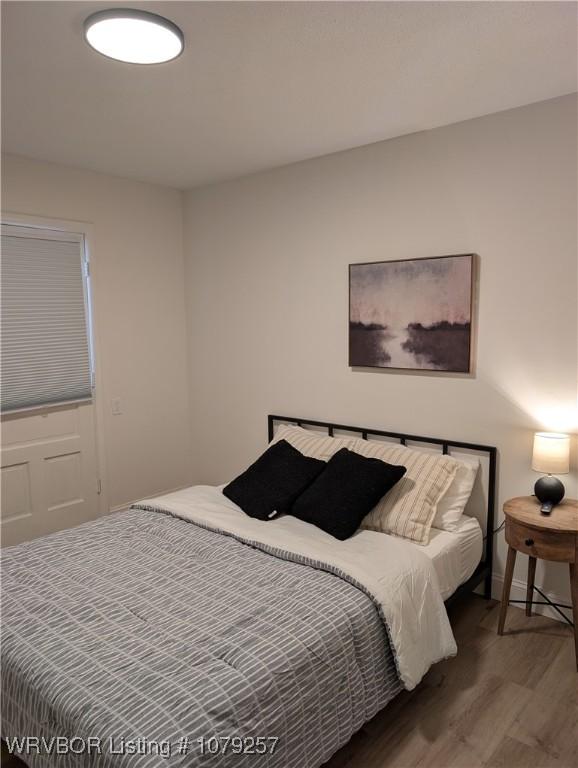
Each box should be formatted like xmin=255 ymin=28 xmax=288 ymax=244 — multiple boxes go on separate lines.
xmin=1 ymin=403 xmax=100 ymax=546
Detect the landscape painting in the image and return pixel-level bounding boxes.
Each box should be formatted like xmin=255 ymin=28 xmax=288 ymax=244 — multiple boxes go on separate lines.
xmin=349 ymin=254 xmax=474 ymax=373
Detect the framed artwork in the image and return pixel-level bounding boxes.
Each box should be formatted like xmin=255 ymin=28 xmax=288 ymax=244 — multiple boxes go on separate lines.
xmin=349 ymin=254 xmax=474 ymax=373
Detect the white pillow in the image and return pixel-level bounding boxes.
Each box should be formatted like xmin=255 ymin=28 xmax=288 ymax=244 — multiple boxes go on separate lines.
xmin=433 ymin=458 xmax=479 ymax=531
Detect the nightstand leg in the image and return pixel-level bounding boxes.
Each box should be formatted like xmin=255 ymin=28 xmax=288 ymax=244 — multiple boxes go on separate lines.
xmin=526 ymin=557 xmax=536 ymax=617
xmin=569 ymin=562 xmax=578 ymax=671
xmin=498 ymin=546 xmax=517 ymax=635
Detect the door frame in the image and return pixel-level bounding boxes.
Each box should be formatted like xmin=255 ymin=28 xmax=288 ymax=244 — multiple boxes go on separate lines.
xmin=1 ymin=210 xmax=109 ymax=517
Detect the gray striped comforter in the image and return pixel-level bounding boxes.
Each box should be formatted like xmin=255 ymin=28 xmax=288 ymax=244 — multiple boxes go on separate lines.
xmin=1 ymin=506 xmax=401 ymax=767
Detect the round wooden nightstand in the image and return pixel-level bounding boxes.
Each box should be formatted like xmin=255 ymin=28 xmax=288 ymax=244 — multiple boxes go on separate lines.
xmin=497 ymin=496 xmax=578 ymax=669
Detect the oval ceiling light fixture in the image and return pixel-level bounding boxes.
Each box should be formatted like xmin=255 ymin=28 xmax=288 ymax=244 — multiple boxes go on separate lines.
xmin=84 ymin=8 xmax=184 ymax=64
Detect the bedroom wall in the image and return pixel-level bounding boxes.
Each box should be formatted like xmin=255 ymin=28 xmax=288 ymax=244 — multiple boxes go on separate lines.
xmin=182 ymin=94 xmax=578 ymax=606
xmin=2 ymin=154 xmax=193 ymax=512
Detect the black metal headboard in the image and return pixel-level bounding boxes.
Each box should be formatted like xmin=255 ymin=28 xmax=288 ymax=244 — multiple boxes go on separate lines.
xmin=268 ymin=414 xmax=497 ymax=605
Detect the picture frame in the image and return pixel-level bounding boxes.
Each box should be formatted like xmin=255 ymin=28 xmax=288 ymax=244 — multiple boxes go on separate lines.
xmin=349 ymin=253 xmax=475 ymax=373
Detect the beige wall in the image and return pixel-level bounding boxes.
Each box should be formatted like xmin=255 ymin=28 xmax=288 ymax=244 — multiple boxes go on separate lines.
xmin=3 ymin=96 xmax=576 ymax=607
xmin=183 ymin=95 xmax=578 ymax=603
xmin=2 ymin=154 xmax=193 ymax=511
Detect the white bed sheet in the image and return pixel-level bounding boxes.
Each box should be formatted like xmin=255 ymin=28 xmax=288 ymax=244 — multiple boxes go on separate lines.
xmin=406 ymin=515 xmax=483 ymax=601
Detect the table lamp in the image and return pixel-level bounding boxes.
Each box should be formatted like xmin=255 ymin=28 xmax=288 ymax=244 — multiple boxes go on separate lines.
xmin=532 ymin=432 xmax=570 ymax=515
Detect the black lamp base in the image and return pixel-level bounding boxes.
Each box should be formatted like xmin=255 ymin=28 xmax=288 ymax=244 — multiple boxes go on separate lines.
xmin=534 ymin=475 xmax=565 ymax=515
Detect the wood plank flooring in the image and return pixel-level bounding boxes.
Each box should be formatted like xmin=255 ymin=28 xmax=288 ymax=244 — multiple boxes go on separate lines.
xmin=324 ymin=597 xmax=577 ymax=768
xmin=2 ymin=597 xmax=576 ymax=768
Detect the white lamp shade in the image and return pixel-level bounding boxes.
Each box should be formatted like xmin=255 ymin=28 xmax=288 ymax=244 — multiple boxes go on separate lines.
xmin=532 ymin=432 xmax=570 ymax=475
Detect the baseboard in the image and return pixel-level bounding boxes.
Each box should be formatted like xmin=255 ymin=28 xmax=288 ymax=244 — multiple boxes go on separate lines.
xmin=109 ymin=484 xmax=191 ymax=515
xmin=491 ymin=573 xmax=572 ymax=624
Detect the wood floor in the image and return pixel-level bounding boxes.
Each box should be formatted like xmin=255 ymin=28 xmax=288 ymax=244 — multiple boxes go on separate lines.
xmin=2 ymin=597 xmax=576 ymax=768
xmin=324 ymin=597 xmax=577 ymax=768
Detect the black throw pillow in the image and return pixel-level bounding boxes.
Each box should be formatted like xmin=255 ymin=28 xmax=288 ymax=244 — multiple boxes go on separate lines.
xmin=290 ymin=448 xmax=406 ymax=540
xmin=223 ymin=439 xmax=326 ymax=521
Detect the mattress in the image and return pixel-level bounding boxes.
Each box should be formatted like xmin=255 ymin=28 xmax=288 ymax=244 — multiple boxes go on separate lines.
xmin=406 ymin=515 xmax=483 ymax=600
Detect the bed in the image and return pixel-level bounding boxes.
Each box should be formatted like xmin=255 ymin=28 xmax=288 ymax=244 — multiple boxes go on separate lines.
xmin=1 ymin=415 xmax=496 ymax=768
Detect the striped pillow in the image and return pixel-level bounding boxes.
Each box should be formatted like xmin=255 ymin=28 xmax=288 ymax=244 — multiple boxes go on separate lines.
xmin=272 ymin=424 xmax=458 ymax=544
xmin=272 ymin=424 xmax=358 ymax=459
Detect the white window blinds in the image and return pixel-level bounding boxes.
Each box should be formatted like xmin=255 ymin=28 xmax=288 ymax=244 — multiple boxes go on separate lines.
xmin=1 ymin=223 xmax=93 ymax=412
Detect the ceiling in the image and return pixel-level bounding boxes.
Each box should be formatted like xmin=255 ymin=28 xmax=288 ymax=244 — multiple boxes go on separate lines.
xmin=2 ymin=1 xmax=577 ymax=190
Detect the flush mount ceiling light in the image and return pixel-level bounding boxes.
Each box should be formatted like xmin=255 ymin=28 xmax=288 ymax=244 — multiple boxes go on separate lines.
xmin=84 ymin=9 xmax=184 ymax=64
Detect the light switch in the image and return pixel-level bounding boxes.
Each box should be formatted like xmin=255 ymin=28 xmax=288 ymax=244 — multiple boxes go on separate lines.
xmin=111 ymin=397 xmax=122 ymax=415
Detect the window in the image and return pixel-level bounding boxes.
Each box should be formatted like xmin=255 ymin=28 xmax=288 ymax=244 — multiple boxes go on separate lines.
xmin=1 ymin=223 xmax=93 ymax=412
